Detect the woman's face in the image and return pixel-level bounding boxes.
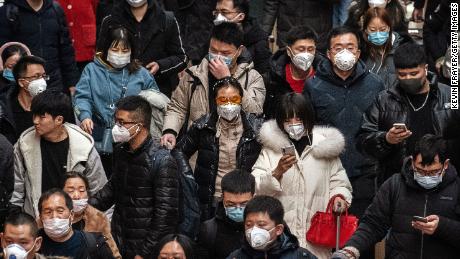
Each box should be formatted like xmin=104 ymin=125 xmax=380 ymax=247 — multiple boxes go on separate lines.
xmin=215 ymin=86 xmax=242 ymax=106
xmin=4 ymin=53 xmax=20 ymax=70
xmin=63 ymin=177 xmax=88 ymax=200
xmin=158 ymin=241 xmax=186 ymax=259
xmin=366 ymin=17 xmax=390 ymax=35
xmin=283 ymin=117 xmax=303 ymax=128
xmin=110 ymin=41 xmax=131 ymax=55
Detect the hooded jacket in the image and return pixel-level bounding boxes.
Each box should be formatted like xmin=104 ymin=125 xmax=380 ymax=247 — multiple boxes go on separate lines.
xmin=226 ymin=224 xmax=318 ymax=259
xmin=305 ymin=59 xmax=384 ymax=178
xmin=346 ymin=158 xmax=460 ymax=259
xmin=356 ymin=73 xmax=460 ymax=185
xmin=0 ymin=0 xmax=79 ymax=90
xmin=163 ymin=53 xmax=265 ymax=136
xmin=97 ymin=0 xmax=187 ymax=97
xmin=74 ymin=56 xmax=158 ymax=130
xmin=252 ymin=121 xmax=352 ymax=259
xmin=10 ymin=123 xmax=107 ymax=218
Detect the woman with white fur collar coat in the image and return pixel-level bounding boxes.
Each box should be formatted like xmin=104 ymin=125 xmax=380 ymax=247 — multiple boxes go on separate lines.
xmin=252 ymin=93 xmax=352 ymax=259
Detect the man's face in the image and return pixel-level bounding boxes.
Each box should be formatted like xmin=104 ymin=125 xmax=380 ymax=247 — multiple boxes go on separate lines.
xmin=40 ymin=194 xmax=72 ymax=221
xmin=287 ymin=39 xmax=316 ymax=57
xmin=17 ymin=64 xmax=46 ymax=89
xmin=244 ymin=212 xmax=284 ymax=243
xmin=327 ymin=33 xmax=361 ymax=67
xmin=214 ymin=0 xmax=245 ymax=23
xmin=223 ymin=192 xmax=252 ymax=208
xmin=412 ymin=154 xmax=449 ymax=177
xmin=33 ymin=113 xmax=63 ymax=137
xmin=209 ymin=38 xmax=241 ymax=66
xmin=397 ymin=64 xmax=427 ymax=81
xmin=1 ymin=224 xmax=42 ymax=259
xmin=114 ymin=110 xmax=143 ymax=138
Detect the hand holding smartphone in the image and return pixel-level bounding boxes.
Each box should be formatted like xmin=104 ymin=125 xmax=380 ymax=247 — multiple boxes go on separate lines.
xmin=412 ymin=216 xmax=428 ymax=223
xmin=282 ymin=145 xmax=296 ymax=156
xmin=393 ymin=123 xmax=408 ymax=131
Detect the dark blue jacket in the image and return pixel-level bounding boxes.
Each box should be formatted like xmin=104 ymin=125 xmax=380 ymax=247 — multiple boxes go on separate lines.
xmin=305 ymin=59 xmax=384 ymax=178
xmin=0 ymin=0 xmax=79 ymax=90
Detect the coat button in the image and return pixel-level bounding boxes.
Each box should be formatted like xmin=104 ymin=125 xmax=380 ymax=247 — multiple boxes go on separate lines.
xmin=67 ymin=4 xmax=72 ymax=9
xmin=69 ymin=22 xmax=74 ymax=26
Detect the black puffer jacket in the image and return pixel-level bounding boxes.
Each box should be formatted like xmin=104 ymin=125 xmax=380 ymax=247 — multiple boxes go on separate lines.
xmin=0 ymin=0 xmax=79 ymax=90
xmin=347 ymin=158 xmax=460 ymax=259
xmin=0 ymin=85 xmax=21 ymax=144
xmin=97 ymin=0 xmax=187 ymax=97
xmin=357 ymin=73 xmax=460 ymax=185
xmin=173 ymin=112 xmax=262 ymax=221
xmin=0 ymin=133 xmax=13 ymax=231
xmin=90 ymin=136 xmax=180 ymax=259
xmin=261 ymin=0 xmax=335 ymax=51
xmin=243 ymin=18 xmax=271 ymax=75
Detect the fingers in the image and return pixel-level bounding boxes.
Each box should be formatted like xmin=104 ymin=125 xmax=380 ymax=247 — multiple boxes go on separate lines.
xmin=426 ymin=215 xmax=439 ymax=222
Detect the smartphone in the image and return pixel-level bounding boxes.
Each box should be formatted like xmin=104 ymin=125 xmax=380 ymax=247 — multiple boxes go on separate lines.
xmin=282 ymin=145 xmax=296 ymax=156
xmin=412 ymin=216 xmax=428 ymax=223
xmin=393 ymin=123 xmax=408 ymax=131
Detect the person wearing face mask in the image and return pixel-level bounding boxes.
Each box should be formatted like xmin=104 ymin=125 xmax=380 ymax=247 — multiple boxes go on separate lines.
xmin=38 ymin=189 xmax=115 ymax=259
xmin=227 ymin=195 xmax=317 ymax=259
xmin=333 ymin=135 xmax=460 ymax=259
xmin=161 ymin=22 xmax=265 ymax=150
xmin=173 ymin=77 xmax=263 ymax=221
xmin=0 ymin=55 xmax=50 ymax=144
xmin=62 ymin=172 xmax=121 ymax=259
xmin=0 ymin=42 xmax=31 ymax=93
xmin=264 ymin=26 xmax=323 ymax=119
xmin=197 ymin=170 xmax=255 ymax=259
xmin=213 ymin=0 xmax=271 ymax=74
xmin=90 ymin=96 xmax=180 ymax=259
xmin=251 ymin=93 xmax=352 ymax=258
xmin=361 ymin=7 xmax=405 ymax=89
xmin=1 ymin=212 xmax=45 ymax=259
xmin=357 ymin=42 xmax=460 ymax=187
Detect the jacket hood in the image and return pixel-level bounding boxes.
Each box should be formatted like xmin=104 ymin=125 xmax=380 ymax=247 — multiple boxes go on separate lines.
xmin=258 ymin=120 xmax=345 ymax=159
xmin=9 ymin=0 xmax=53 ymax=11
xmin=315 ymin=58 xmax=368 ymax=86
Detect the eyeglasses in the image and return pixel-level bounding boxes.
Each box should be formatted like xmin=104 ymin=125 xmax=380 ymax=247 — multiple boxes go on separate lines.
xmin=413 ymin=166 xmax=444 ymax=176
xmin=329 ymin=46 xmax=358 ymax=54
xmin=216 ymin=95 xmax=242 ymax=105
xmin=212 ymin=9 xmax=238 ymax=16
xmin=21 ymin=73 xmax=50 ymax=81
xmin=115 ymin=121 xmax=138 ymax=127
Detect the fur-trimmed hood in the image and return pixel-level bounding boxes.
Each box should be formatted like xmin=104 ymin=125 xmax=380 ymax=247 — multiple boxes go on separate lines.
xmin=258 ymin=120 xmax=345 ymax=159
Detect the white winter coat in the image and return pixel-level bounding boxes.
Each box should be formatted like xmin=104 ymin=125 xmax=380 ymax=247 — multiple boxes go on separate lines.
xmin=251 ymin=120 xmax=352 ymax=259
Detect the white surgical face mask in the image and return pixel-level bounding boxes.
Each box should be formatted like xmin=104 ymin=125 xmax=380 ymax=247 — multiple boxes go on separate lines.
xmin=3 ymin=243 xmax=35 ymax=259
xmin=126 ymin=0 xmax=147 ymax=7
xmin=245 ymin=226 xmax=275 ymax=251
xmin=43 ymin=216 xmax=71 ymax=239
xmin=72 ymin=198 xmax=88 ymax=213
xmin=289 ymin=49 xmax=315 ymax=72
xmin=333 ymin=49 xmax=357 ymax=71
xmin=112 ymin=124 xmax=140 ymax=143
xmin=284 ymin=123 xmax=306 ymax=141
xmin=368 ymin=0 xmax=387 ymax=8
xmin=214 ymin=13 xmax=229 ymax=25
xmin=217 ymin=103 xmax=241 ymax=121
xmin=27 ymin=78 xmax=47 ymax=97
xmin=107 ymin=51 xmax=131 ymax=69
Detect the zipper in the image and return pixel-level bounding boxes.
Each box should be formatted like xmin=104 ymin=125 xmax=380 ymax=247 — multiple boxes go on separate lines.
xmin=420 ymin=194 xmax=428 ymax=259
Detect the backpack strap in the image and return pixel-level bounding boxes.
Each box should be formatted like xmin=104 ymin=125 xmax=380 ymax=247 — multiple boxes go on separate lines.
xmin=178 ymin=69 xmax=200 ymax=138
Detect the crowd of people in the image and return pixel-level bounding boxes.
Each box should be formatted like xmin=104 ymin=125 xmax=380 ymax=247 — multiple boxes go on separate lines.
xmin=0 ymin=0 xmax=457 ymax=258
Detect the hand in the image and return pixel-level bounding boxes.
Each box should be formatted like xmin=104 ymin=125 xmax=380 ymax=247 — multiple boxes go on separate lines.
xmin=208 ymin=57 xmax=231 ymax=79
xmin=412 ymin=8 xmax=424 ymax=22
xmin=80 ymin=118 xmax=94 ymax=135
xmin=385 ymin=127 xmax=412 ymax=144
xmin=134 ymin=256 xmax=144 ymax=259
xmin=161 ymin=133 xmax=177 ymax=149
xmin=69 ymin=86 xmax=76 ymax=96
xmin=333 ymin=196 xmax=348 ymax=214
xmin=272 ymin=155 xmax=297 ymax=180
xmin=412 ymin=215 xmax=439 ymax=235
xmin=146 ymin=61 xmax=160 ymax=75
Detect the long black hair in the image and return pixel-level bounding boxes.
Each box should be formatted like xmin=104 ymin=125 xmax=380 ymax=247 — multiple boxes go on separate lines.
xmin=153 ymin=234 xmax=196 ymax=259
xmin=275 ymin=93 xmax=315 ymax=135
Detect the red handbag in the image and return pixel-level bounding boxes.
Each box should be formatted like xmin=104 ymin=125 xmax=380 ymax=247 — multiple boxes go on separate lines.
xmin=306 ymin=194 xmax=358 ymax=248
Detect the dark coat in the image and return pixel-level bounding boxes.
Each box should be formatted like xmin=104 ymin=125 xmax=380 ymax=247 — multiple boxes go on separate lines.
xmin=261 ymin=0 xmax=335 ymax=51
xmin=243 ymin=18 xmax=271 ymax=75
xmin=0 ymin=0 xmax=79 ymax=90
xmin=0 ymin=133 xmax=13 ymax=231
xmin=89 ymin=136 xmax=180 ymax=259
xmin=173 ymin=112 xmax=262 ymax=221
xmin=97 ymin=0 xmax=187 ymax=98
xmin=305 ymin=59 xmax=385 ymax=178
xmin=226 ymin=224 xmax=317 ymax=259
xmin=0 ymin=85 xmax=20 ymax=144
xmin=347 ymin=159 xmax=460 ymax=259
xmin=356 ymin=73 xmax=460 ymax=185
xmin=197 ymin=202 xmax=244 ymax=259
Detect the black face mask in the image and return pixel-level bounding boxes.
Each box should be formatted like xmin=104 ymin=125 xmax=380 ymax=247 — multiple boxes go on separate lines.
xmin=399 ymin=77 xmax=425 ymax=95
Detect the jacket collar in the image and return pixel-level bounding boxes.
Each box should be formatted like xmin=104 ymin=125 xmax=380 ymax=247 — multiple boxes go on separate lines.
xmin=315 ymin=58 xmax=368 ymax=87
xmin=388 ymin=71 xmax=440 ymax=102
xmin=120 ymin=134 xmax=154 ymax=156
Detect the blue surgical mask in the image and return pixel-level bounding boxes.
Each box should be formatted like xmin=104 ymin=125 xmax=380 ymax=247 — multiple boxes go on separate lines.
xmin=208 ymin=52 xmax=233 ymax=66
xmin=367 ymin=31 xmax=389 ymax=46
xmin=413 ymin=170 xmax=443 ymax=189
xmin=225 ymin=206 xmax=245 ymax=222
xmin=2 ymin=69 xmax=15 ymax=82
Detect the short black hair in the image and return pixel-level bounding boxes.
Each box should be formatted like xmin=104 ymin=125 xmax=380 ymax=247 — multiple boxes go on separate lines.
xmin=115 ymin=95 xmax=152 ymax=128
xmin=153 ymin=234 xmax=196 ymax=259
xmin=244 ymin=195 xmax=284 ymax=225
xmin=276 ymin=93 xmax=315 ymax=135
xmin=412 ymin=134 xmax=448 ymax=166
xmin=63 ymin=172 xmax=90 ymax=196
xmin=38 ymin=188 xmax=73 ymax=214
xmin=4 ymin=212 xmax=39 ymax=238
xmin=212 ymin=76 xmax=244 ymax=100
xmin=222 ymin=169 xmax=255 ymax=195
xmin=230 ymin=0 xmax=249 ymax=16
xmin=394 ymin=42 xmax=426 ymax=69
xmin=211 ymin=22 xmax=244 ymax=48
xmin=1 ymin=44 xmax=28 ymax=66
xmin=285 ymin=26 xmax=318 ymax=46
xmin=12 ymin=55 xmax=45 ymax=84
xmin=327 ymin=26 xmax=360 ymax=50
xmin=31 ymin=90 xmax=73 ymax=122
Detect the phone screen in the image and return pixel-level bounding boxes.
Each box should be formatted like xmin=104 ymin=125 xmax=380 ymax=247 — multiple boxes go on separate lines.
xmin=282 ymin=145 xmax=295 ymax=156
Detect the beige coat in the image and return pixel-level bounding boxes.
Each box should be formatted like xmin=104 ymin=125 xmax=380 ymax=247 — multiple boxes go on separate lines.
xmin=162 ymin=58 xmax=265 ymax=134
xmin=252 ymin=121 xmax=353 ymax=259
